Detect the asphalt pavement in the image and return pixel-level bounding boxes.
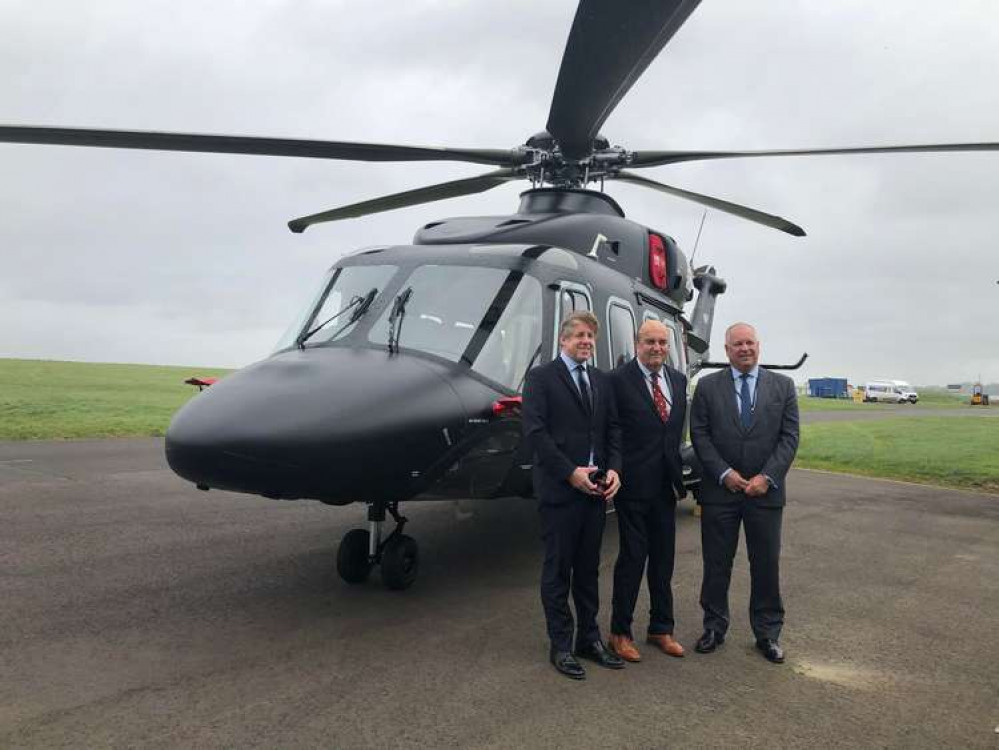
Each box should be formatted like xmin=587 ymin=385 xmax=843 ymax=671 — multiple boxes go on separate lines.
xmin=1 ymin=439 xmax=997 ymax=749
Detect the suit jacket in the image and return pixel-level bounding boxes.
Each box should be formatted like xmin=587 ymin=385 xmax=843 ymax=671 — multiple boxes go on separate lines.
xmin=690 ymin=367 xmax=799 ymax=508
xmin=522 ymin=357 xmax=622 ymax=507
xmin=610 ymin=359 xmax=687 ymax=502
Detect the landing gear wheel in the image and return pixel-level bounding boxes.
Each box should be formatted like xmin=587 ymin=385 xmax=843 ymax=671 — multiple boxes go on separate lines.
xmin=381 ymin=534 xmax=419 ymax=591
xmin=337 ymin=528 xmax=372 ymax=584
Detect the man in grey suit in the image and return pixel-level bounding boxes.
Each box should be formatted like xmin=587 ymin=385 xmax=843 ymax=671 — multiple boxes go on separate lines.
xmin=689 ymin=323 xmax=799 ymax=664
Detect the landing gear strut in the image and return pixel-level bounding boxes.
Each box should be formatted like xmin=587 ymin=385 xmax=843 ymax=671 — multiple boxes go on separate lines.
xmin=336 ymin=501 xmax=419 ymax=590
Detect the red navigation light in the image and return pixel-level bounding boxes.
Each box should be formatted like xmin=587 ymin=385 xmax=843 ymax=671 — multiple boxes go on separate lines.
xmin=648 ymin=233 xmax=668 ymax=289
xmin=491 ymin=396 xmax=523 ymax=418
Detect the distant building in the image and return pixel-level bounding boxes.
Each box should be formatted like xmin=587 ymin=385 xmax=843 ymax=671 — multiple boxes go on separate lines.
xmin=807 ymin=377 xmax=848 ymax=399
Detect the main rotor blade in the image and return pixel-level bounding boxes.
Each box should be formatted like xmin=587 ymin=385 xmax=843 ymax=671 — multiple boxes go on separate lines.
xmin=613 ymin=170 xmax=806 ymax=237
xmin=629 ymin=142 xmax=999 ymax=168
xmin=547 ymin=0 xmax=701 ymax=161
xmin=288 ymin=169 xmax=520 ymax=233
xmin=0 ymin=125 xmax=526 ymax=167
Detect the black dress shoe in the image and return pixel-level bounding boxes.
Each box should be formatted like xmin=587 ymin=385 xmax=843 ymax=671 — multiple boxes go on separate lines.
xmin=575 ymin=640 xmax=625 ymax=670
xmin=694 ymin=630 xmax=725 ymax=653
xmin=756 ymin=639 xmax=785 ymax=664
xmin=550 ymin=648 xmax=586 ymax=680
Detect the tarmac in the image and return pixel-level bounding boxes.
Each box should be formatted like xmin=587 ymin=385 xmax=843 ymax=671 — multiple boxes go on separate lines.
xmin=1 ymin=439 xmax=997 ymax=749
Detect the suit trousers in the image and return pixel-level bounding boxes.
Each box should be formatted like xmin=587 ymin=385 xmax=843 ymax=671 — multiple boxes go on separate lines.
xmin=538 ymin=495 xmax=607 ymax=652
xmin=700 ymin=500 xmax=784 ymax=641
xmin=610 ymin=497 xmax=677 ymax=638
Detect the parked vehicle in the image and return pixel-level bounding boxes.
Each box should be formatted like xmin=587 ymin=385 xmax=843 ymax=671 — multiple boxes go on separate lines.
xmin=892 ymin=380 xmax=919 ymax=404
xmin=864 ymin=381 xmax=908 ymax=403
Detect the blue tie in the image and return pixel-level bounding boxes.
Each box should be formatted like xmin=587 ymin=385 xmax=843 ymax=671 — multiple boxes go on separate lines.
xmin=739 ymin=373 xmax=752 ymax=428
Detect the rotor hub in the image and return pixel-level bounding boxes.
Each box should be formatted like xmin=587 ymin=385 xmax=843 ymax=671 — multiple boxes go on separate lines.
xmin=521 ymin=130 xmax=629 ymax=189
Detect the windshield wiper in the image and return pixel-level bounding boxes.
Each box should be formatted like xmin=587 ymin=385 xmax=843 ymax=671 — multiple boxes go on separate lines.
xmin=387 ymin=286 xmax=413 ymax=355
xmin=516 ymin=342 xmax=544 ymax=392
xmin=297 ymin=287 xmax=377 ymax=348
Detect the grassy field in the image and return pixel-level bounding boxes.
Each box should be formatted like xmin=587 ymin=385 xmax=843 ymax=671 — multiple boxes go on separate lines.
xmin=3 ymin=359 xmax=996 ymax=494
xmin=0 ymin=359 xmax=231 ymax=440
xmin=797 ymin=416 xmax=999 ymax=493
xmin=797 ymin=389 xmax=968 ymax=411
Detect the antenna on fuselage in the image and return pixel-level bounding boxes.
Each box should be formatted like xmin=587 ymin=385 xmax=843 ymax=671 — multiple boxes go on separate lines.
xmin=690 ymin=209 xmax=708 ymax=266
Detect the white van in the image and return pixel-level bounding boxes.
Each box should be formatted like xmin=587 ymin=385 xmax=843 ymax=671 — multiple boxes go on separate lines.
xmin=892 ymin=380 xmax=919 ymax=404
xmin=863 ymin=381 xmax=907 ymax=403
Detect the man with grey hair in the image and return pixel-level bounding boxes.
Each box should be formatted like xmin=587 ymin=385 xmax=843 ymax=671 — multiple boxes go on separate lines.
xmin=690 ymin=322 xmax=799 ymax=664
xmin=523 ymin=311 xmax=623 ymax=680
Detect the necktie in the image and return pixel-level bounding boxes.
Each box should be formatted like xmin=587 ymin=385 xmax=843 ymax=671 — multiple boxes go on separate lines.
xmin=650 ymin=371 xmax=671 ymax=422
xmin=739 ymin=373 xmax=753 ymax=428
xmin=576 ymin=364 xmax=592 ymax=413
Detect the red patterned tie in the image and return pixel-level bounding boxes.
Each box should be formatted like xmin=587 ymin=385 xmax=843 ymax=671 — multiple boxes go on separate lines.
xmin=651 ymin=371 xmax=671 ymax=422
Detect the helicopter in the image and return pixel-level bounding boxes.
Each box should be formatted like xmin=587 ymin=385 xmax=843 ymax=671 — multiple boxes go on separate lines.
xmin=2 ymin=0 xmax=998 ymax=591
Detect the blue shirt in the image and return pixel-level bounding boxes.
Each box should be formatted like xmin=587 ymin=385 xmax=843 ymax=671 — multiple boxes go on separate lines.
xmin=730 ymin=365 xmax=760 ymax=416
xmin=719 ymin=365 xmax=776 ymax=489
xmin=559 ymin=351 xmax=594 ymax=465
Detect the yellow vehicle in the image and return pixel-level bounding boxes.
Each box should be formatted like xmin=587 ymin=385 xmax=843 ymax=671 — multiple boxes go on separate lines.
xmin=970 ymin=383 xmax=990 ymax=406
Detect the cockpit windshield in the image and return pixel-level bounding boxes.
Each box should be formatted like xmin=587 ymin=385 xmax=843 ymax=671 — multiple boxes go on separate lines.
xmin=272 ymin=265 xmax=397 ymax=351
xmin=369 ymin=265 xmax=542 ymax=391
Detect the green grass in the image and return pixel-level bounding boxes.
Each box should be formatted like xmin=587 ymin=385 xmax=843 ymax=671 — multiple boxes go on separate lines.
xmin=797 ymin=416 xmax=999 ymax=493
xmin=798 ymin=389 xmax=967 ymax=412
xmin=0 ymin=359 xmax=231 ymax=440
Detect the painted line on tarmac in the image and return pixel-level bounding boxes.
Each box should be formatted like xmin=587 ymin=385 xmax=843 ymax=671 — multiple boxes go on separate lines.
xmin=796 ymin=467 xmax=997 ymax=498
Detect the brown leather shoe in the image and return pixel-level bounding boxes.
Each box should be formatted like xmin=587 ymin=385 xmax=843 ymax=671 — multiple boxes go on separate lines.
xmin=646 ymin=633 xmax=685 ymax=658
xmin=608 ymin=633 xmax=641 ymax=663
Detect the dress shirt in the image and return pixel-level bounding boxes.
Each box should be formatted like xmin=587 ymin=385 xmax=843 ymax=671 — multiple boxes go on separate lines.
xmin=559 ymin=351 xmax=594 ymax=466
xmin=731 ymin=365 xmax=760 ymax=415
xmin=636 ymin=359 xmax=672 ymax=406
xmin=718 ymin=365 xmax=776 ymax=489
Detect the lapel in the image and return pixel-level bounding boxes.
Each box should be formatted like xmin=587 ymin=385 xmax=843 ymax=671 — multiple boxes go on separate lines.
xmin=746 ymin=368 xmax=771 ymax=435
xmin=555 ymin=356 xmax=593 ymax=416
xmin=717 ymin=368 xmax=744 ymax=434
xmin=627 ymin=359 xmax=661 ymax=421
xmin=664 ymin=366 xmax=682 ymax=425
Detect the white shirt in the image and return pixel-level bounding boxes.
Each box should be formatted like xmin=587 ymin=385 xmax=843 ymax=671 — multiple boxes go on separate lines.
xmin=637 ymin=359 xmax=672 ymax=405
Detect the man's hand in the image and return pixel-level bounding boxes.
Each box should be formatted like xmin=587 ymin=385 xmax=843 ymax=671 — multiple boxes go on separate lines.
xmin=744 ymin=474 xmax=770 ymax=497
xmin=723 ymin=470 xmax=749 ymax=493
xmin=569 ymin=466 xmax=601 ymax=495
xmin=601 ymin=469 xmax=621 ymax=502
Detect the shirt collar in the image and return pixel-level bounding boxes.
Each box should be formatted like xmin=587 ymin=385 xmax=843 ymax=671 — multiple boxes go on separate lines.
xmin=730 ymin=365 xmax=760 ymax=382
xmin=560 ymin=351 xmax=586 ymax=372
xmin=636 ymin=359 xmax=664 ymax=380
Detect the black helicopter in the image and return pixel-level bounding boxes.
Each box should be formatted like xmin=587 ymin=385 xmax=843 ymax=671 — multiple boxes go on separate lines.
xmin=3 ymin=0 xmax=997 ymax=590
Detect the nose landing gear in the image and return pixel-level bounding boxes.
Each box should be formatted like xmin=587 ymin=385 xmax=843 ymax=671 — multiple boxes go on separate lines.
xmin=336 ymin=501 xmax=420 ymax=590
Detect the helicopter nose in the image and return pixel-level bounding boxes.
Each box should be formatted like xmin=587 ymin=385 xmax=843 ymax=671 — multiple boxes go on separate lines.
xmin=165 ymin=348 xmax=469 ymax=503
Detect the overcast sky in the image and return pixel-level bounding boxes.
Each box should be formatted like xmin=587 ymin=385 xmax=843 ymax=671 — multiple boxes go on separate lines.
xmin=2 ymin=0 xmax=997 ymax=385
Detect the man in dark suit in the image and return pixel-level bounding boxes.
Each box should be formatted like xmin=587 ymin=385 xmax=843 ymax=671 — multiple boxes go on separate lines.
xmin=607 ymin=319 xmax=688 ymax=663
xmin=690 ymin=322 xmax=799 ymax=664
xmin=522 ymin=310 xmax=624 ymax=680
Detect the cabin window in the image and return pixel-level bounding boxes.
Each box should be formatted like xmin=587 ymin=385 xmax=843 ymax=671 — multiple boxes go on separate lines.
xmin=559 ymin=288 xmax=590 ymax=321
xmin=608 ymin=302 xmax=637 ymax=368
xmin=641 ymin=311 xmax=684 ymax=371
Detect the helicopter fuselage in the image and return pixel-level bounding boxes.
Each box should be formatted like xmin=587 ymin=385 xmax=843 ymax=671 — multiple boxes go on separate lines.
xmin=165 ymin=190 xmax=707 ymax=507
